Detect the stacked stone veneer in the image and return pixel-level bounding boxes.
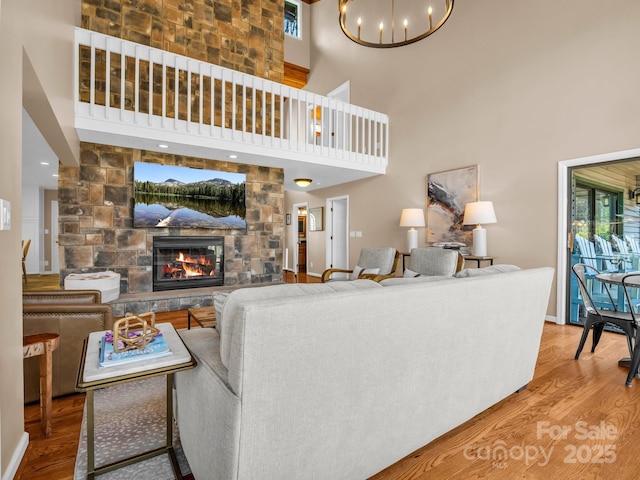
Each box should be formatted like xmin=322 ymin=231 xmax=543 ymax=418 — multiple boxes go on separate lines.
xmin=81 ymin=0 xmax=284 ymax=81
xmin=58 ymin=143 xmax=284 ymax=304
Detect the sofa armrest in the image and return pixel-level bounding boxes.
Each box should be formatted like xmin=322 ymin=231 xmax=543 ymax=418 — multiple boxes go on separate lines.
xmin=23 ymin=289 xmax=103 ymax=304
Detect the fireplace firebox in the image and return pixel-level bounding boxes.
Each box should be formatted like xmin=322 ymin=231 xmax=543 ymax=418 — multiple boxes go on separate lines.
xmin=153 ymin=236 xmax=224 ymax=291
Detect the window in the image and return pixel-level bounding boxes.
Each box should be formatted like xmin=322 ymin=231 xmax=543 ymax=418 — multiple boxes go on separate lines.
xmin=574 ymin=182 xmax=621 ymax=241
xmin=284 ymin=0 xmax=300 ymax=38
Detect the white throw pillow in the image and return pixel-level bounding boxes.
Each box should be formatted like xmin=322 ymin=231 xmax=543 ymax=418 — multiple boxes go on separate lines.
xmin=213 ymin=291 xmax=230 ymax=333
xmin=403 ymin=268 xmax=421 ymax=278
xmin=351 ymin=266 xmax=380 ymax=280
xmin=351 ymin=265 xmax=364 ymax=280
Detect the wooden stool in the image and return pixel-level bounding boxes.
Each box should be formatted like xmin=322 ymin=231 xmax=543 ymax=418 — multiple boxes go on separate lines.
xmin=23 ymin=333 xmax=60 ymax=438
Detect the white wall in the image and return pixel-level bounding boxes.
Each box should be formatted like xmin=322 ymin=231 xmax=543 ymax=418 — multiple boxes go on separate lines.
xmin=296 ymin=0 xmax=640 ymax=319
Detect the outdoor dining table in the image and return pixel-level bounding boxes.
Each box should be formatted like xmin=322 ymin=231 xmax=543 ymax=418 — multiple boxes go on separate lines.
xmin=595 ymin=272 xmax=640 ymax=311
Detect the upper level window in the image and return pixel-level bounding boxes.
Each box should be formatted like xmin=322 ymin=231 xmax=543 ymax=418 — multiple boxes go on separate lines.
xmin=284 ymin=0 xmax=300 ymax=38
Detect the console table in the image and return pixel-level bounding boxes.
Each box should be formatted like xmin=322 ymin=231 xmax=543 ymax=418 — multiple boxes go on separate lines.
xmin=464 ymin=255 xmax=495 ymax=268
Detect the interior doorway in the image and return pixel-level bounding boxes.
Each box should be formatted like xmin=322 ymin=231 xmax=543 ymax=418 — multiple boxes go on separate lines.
xmin=50 ymin=200 xmax=59 ymax=273
xmin=557 ymin=148 xmax=640 ymax=324
xmin=326 ymin=195 xmax=349 ymax=274
xmin=292 ymin=202 xmax=308 ymax=275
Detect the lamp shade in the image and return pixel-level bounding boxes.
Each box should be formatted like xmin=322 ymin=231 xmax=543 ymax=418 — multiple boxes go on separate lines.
xmin=462 ymin=201 xmax=497 ymax=226
xmin=399 ymin=208 xmax=426 ymax=228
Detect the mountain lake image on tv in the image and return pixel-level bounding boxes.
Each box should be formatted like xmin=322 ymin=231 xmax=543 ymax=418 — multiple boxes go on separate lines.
xmin=133 ymin=162 xmax=247 ymax=229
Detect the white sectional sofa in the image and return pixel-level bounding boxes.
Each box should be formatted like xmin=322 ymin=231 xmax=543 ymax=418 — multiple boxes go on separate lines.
xmin=175 ymin=266 xmax=554 ymax=480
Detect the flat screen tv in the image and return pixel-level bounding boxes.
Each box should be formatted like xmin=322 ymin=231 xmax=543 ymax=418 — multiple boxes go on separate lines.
xmin=133 ymin=162 xmax=246 ymax=229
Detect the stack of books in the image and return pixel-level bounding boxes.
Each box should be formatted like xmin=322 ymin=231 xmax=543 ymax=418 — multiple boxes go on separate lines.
xmin=99 ymin=330 xmax=172 ymax=368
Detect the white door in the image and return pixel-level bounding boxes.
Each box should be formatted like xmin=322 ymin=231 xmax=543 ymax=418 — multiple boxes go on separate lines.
xmin=327 ymin=81 xmax=350 ymax=150
xmin=50 ymin=200 xmax=59 ymax=273
xmin=326 ymin=196 xmax=349 ymax=274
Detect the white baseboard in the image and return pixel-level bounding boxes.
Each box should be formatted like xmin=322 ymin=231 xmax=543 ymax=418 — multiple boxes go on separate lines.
xmin=2 ymin=432 xmax=29 ymax=480
xmin=545 ymin=314 xmax=560 ymax=324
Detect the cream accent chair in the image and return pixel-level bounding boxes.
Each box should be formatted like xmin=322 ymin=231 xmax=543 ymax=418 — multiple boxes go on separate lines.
xmin=321 ymin=247 xmax=399 ymax=282
xmin=401 ymin=247 xmax=464 ymax=278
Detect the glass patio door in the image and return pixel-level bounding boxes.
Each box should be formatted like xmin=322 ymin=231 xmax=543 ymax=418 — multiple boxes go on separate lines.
xmin=569 ymin=177 xmax=622 ymax=324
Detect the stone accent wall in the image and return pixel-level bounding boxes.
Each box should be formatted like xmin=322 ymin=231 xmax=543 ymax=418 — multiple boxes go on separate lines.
xmin=58 ymin=143 xmax=284 ymax=294
xmin=80 ymin=0 xmax=284 ymax=83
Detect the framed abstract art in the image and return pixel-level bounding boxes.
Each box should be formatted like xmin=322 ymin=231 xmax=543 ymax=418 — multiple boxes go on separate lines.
xmin=426 ymin=165 xmax=478 ymax=244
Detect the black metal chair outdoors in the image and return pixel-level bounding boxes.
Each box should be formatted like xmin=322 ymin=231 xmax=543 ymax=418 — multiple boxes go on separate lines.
xmin=620 ymin=273 xmax=640 ymax=386
xmin=572 ymin=263 xmax=637 ymax=362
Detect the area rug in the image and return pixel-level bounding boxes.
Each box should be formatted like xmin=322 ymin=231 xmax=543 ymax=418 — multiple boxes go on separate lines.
xmin=74 ymin=376 xmax=191 ymax=480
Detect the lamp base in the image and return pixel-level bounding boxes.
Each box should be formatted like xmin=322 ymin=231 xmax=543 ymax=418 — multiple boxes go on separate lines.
xmin=471 ymin=226 xmax=487 ymax=257
xmin=407 ymin=228 xmax=418 ymax=252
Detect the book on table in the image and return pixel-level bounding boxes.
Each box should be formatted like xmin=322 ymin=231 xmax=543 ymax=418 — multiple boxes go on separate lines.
xmin=99 ymin=330 xmax=172 ymax=367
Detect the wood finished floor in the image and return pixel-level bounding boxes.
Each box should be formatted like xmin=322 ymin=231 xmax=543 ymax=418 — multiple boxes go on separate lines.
xmin=16 ymin=274 xmax=640 ymax=479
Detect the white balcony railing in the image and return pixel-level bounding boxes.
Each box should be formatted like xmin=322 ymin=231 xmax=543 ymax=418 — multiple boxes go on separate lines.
xmin=74 ymin=28 xmax=388 ymax=180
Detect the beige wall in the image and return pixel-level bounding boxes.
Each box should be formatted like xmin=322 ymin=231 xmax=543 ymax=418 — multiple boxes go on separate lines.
xmin=292 ymin=0 xmax=640 ymax=318
xmin=284 ymin=1 xmax=310 ymax=69
xmin=0 ymin=0 xmax=78 ymax=476
xmin=0 ymin=0 xmax=26 ymax=474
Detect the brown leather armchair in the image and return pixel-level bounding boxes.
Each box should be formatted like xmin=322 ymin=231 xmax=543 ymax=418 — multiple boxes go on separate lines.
xmin=22 ymin=290 xmax=114 ymax=403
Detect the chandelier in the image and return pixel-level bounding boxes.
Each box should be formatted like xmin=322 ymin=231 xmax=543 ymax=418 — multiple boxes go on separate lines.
xmin=339 ymin=0 xmax=454 ymax=48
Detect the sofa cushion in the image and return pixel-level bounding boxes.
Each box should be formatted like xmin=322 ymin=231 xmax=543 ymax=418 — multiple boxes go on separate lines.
xmin=218 ymin=280 xmax=382 ymax=368
xmin=454 ymin=264 xmax=521 ymax=278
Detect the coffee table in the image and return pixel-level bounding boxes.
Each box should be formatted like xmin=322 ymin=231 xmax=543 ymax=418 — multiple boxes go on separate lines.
xmin=75 ymin=323 xmax=196 ymax=479
xmin=187 ymin=306 xmax=217 ymax=329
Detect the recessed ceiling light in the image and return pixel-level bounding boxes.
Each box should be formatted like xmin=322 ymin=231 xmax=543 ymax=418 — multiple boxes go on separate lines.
xmin=52 ymin=174 xmax=59 ymax=177
xmin=158 ymin=144 xmax=169 ymax=149
xmin=228 ymin=154 xmax=238 ymax=159
xmin=40 ymin=161 xmax=50 ymax=166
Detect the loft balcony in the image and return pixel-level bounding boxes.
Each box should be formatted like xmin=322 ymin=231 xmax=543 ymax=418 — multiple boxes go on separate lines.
xmin=74 ymin=28 xmax=389 ymax=191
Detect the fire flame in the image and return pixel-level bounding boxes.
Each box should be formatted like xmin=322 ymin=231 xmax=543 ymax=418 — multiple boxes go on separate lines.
xmin=162 ymin=251 xmax=215 ymax=278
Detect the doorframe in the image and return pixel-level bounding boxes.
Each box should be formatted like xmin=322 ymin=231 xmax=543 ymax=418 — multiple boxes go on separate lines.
xmin=50 ymin=199 xmax=59 ymax=273
xmin=557 ymin=147 xmax=640 ymax=324
xmin=292 ymin=201 xmax=308 ymax=274
xmin=325 ymin=195 xmax=349 ymax=271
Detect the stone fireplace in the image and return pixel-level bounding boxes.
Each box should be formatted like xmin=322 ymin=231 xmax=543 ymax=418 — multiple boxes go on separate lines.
xmin=58 ymin=145 xmax=285 ymax=314
xmin=153 ymin=236 xmax=224 ymax=291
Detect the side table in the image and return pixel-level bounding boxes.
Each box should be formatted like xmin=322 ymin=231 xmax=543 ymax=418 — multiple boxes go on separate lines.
xmin=76 ymin=323 xmax=196 ymax=479
xmin=23 ymin=333 xmax=60 ymax=438
xmin=463 ymin=255 xmax=495 ymax=268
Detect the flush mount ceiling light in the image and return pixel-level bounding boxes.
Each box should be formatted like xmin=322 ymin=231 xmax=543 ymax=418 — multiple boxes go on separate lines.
xmin=294 ymin=178 xmax=313 ymax=188
xmin=339 ymin=0 xmax=454 ymax=48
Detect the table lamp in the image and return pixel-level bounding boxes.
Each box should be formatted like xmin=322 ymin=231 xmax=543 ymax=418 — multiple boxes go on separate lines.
xmin=462 ymin=201 xmax=497 ymax=257
xmin=399 ymin=208 xmax=425 ymax=252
